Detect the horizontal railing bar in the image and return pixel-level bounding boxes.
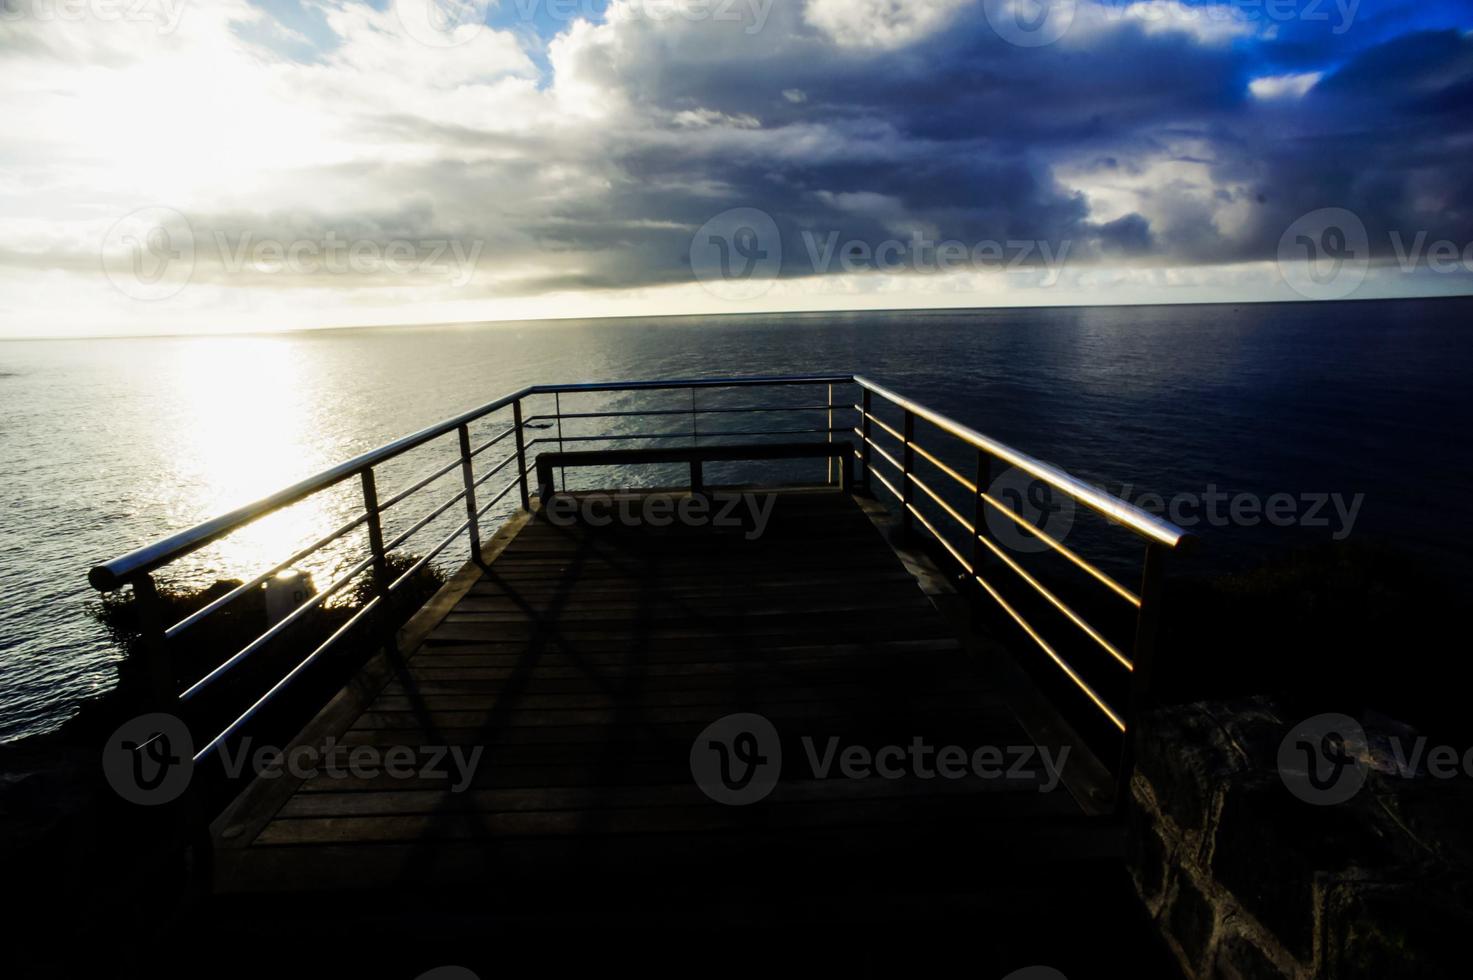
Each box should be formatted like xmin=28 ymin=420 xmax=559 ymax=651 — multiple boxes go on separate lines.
xmin=528 ymin=428 xmax=840 ymax=446
xmin=904 ymin=501 xmax=973 ymax=580
xmin=857 ymin=423 xmax=1141 ymax=607
xmin=974 ymin=525 xmax=1134 ymax=670
xmin=471 ymin=450 xmax=519 ymax=489
xmin=389 ymin=514 xmax=473 ymax=592
xmin=974 ymin=568 xmax=1126 ymax=732
xmin=377 ymin=456 xmax=463 ymax=512
xmin=854 ymin=375 xmax=1188 ymax=549
xmin=906 ymin=466 xmax=973 ymax=532
xmin=852 ymin=429 xmax=905 ymax=475
xmin=383 ymin=485 xmax=469 ymax=554
xmin=980 ymin=489 xmax=1142 ymax=607
xmin=526 ymin=405 xmax=844 ymax=422
xmin=903 ymin=468 xmax=1133 ymax=670
xmin=857 ymin=409 xmax=978 ymax=498
xmin=193 ymin=595 xmax=382 ymax=762
xmin=386 ymin=467 xmax=530 ymax=593
xmin=163 ymin=510 xmax=370 ymax=640
xmin=857 ymin=407 xmax=906 ymax=446
xmin=866 ymin=458 xmax=905 ymax=505
xmin=910 ymin=439 xmax=974 ymax=493
xmin=534 ymin=375 xmax=854 ymax=396
xmin=178 ymin=552 xmax=375 ymax=702
xmin=469 ymin=426 xmax=517 ymax=459
xmin=902 ymin=501 xmax=1126 ymax=732
xmin=478 ymin=467 xmax=531 ymax=515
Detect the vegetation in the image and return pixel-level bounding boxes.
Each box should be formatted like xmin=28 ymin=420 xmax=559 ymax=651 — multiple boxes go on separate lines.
xmin=1159 ymin=541 xmax=1465 ymax=744
xmin=84 ymin=555 xmax=446 ymax=795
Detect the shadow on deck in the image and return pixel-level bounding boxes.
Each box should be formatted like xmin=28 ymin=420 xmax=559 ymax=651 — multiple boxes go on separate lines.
xmin=203 ymin=487 xmax=1173 ymax=973
xmin=213 ymin=487 xmax=1115 ymax=883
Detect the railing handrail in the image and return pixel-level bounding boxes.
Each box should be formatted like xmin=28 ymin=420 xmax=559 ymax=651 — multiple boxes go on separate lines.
xmin=89 ymin=372 xmax=1186 ymax=591
xmin=852 ymin=375 xmax=1190 ymax=549
xmin=87 ymin=384 xmax=538 ymax=590
xmin=85 ymin=371 xmax=1193 ymax=797
xmin=88 ymin=375 xmax=853 ymax=590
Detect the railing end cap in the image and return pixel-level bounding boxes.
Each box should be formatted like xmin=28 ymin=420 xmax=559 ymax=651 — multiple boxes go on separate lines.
xmin=88 ymin=566 xmax=121 ymax=591
xmin=1170 ymin=531 xmax=1201 ymax=555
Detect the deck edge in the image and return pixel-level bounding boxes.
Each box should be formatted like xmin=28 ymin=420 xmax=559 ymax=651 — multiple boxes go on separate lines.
xmin=207 ymin=507 xmax=535 ymax=862
xmin=850 ymin=491 xmax=1120 ymax=820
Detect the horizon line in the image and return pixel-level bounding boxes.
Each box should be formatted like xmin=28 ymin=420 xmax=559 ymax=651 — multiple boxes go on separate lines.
xmin=3 ymin=291 xmax=1470 ymax=343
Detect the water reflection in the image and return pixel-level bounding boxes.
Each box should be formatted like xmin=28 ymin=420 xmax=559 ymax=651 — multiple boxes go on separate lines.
xmin=158 ymin=337 xmax=344 ymax=591
xmin=1 ymin=300 xmax=1469 ymax=743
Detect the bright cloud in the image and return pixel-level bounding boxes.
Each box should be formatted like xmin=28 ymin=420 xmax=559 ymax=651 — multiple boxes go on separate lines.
xmin=804 ymin=0 xmax=970 ymax=50
xmin=1249 ymin=71 xmax=1325 ymax=98
xmin=0 ymin=0 xmax=1470 ymax=336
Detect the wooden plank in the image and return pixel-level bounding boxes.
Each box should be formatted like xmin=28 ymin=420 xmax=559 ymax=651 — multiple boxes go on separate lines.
xmin=254 ymin=791 xmax=1077 ymax=845
xmin=365 ymin=682 xmax=995 ymax=710
xmin=214 ymin=488 xmax=1100 ymax=897
xmin=277 ymin=773 xmax=1063 ymax=819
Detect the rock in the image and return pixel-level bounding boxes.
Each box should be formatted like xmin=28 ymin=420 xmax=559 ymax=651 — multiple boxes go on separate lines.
xmin=1129 ymin=697 xmax=1473 ymax=977
xmin=1167 ymin=873 xmax=1216 ymax=970
xmin=1212 ymin=932 xmax=1290 ymax=980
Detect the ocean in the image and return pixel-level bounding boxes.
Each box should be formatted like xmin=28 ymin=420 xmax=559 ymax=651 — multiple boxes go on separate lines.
xmin=2 ymin=298 xmax=1470 ymax=743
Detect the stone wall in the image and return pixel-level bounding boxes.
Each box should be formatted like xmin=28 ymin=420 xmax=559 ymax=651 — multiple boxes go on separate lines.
xmin=1127 ymin=697 xmax=1473 ymax=978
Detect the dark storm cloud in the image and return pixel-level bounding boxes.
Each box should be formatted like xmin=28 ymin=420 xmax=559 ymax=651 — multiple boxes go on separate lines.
xmin=14 ymin=0 xmax=1468 ymax=306
xmin=500 ymin=2 xmax=1473 ymax=289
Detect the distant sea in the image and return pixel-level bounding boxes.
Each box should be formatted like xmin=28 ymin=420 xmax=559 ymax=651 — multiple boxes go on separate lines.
xmin=2 ymin=299 xmax=1471 ymax=743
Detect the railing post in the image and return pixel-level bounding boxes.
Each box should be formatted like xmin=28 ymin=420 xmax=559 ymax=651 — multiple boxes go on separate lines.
xmin=127 ymin=576 xmax=213 ymax=882
xmin=131 ymin=573 xmax=175 ymax=710
xmin=512 ymin=398 xmax=531 ymax=510
xmin=554 ymin=391 xmax=566 ymax=493
xmin=457 ymin=424 xmax=483 ymax=563
xmin=826 ymin=383 xmax=835 ymax=486
xmin=690 ymin=387 xmax=699 ymax=448
xmin=971 ymin=448 xmax=992 ymax=621
xmin=860 ymin=387 xmax=873 ymax=492
xmin=900 ymin=408 xmax=915 ymax=538
xmin=360 ymin=467 xmax=397 ymax=655
xmin=1117 ymin=541 xmax=1169 ymax=808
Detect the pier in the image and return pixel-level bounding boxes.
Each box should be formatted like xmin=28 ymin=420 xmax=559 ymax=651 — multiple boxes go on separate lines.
xmin=88 ymin=375 xmax=1191 ymax=968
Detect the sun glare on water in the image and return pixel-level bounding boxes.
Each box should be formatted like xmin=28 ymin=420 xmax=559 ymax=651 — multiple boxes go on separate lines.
xmin=157 ymin=336 xmax=351 ymax=588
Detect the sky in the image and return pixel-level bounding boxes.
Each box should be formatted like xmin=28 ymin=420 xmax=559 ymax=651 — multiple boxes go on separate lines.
xmin=1 ymin=0 xmax=1471 ymax=336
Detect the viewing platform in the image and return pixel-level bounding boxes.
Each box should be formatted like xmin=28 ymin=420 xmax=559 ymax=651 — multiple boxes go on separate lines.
xmin=210 ymin=485 xmax=1107 ymax=894
xmin=88 ymin=375 xmax=1192 ymax=954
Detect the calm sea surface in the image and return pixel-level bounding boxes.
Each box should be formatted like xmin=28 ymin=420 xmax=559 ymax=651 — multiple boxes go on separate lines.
xmin=3 ymin=300 xmax=1471 ymax=743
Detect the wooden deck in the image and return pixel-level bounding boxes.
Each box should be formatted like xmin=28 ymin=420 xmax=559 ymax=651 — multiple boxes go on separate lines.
xmin=211 ymin=487 xmax=1112 ymax=902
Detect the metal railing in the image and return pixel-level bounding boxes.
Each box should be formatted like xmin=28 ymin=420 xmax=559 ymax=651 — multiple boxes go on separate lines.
xmin=848 ymin=375 xmax=1192 ymax=799
xmin=88 ymin=376 xmax=847 ymax=763
xmin=88 ymin=373 xmax=1189 ymax=791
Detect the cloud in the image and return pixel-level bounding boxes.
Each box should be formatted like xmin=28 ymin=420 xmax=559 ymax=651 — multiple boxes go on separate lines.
xmin=1249 ymin=71 xmax=1324 ymax=98
xmin=804 ymin=0 xmax=970 ymax=50
xmin=1094 ymin=2 xmax=1265 ymax=46
xmin=0 ymin=0 xmax=1470 ymax=335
